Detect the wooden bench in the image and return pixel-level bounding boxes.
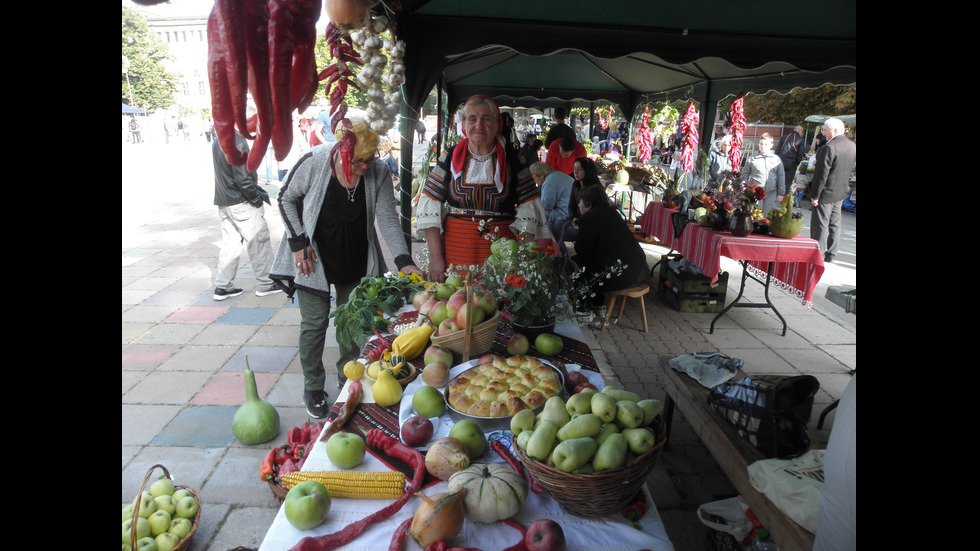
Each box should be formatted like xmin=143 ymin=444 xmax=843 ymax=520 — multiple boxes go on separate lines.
xmin=600 ymin=283 xmax=650 ymax=332
xmin=657 ymin=355 xmax=816 ymax=551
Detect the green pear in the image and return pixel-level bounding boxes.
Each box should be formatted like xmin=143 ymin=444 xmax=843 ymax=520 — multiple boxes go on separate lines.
xmin=516 ymin=429 xmax=533 ymax=450
xmin=622 ymin=427 xmax=656 ymax=455
xmin=637 ymin=399 xmax=664 ymax=426
xmin=526 ymin=419 xmax=558 ymax=461
xmin=571 ymin=463 xmax=595 ymax=474
xmin=565 ymin=391 xmax=593 ymax=416
xmin=595 ymin=422 xmax=620 ymax=447
xmin=556 ymin=413 xmax=602 ymax=441
xmin=601 ymin=386 xmax=642 ymax=403
xmin=592 ymin=431 xmax=629 ymax=471
xmin=551 ymin=437 xmax=598 ymax=472
xmin=539 ymin=396 xmax=570 ymax=428
xmin=616 ymin=400 xmax=645 ymax=428
xmin=510 ymin=408 xmax=536 ymax=437
xmin=590 ymin=392 xmax=618 ymax=423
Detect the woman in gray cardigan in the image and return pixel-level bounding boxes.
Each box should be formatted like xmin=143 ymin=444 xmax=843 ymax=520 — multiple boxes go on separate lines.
xmin=269 ymin=118 xmax=423 ymax=418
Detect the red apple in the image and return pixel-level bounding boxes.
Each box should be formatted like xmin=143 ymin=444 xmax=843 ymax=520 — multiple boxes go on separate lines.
xmin=477 ymin=353 xmax=503 ymax=365
xmin=419 ymin=297 xmax=439 ymax=317
xmin=507 ymin=333 xmax=530 ymax=355
xmin=446 ymin=289 xmax=469 ymax=318
xmin=456 ymin=303 xmax=486 ymax=329
xmin=572 ymin=381 xmax=598 ymax=394
xmin=427 ymin=300 xmax=450 ymax=326
xmin=564 ymin=371 xmax=588 ymax=392
xmin=438 ymin=318 xmax=460 ymax=336
xmin=525 ymin=519 xmax=565 ymax=551
xmin=423 ymin=345 xmax=454 ymax=367
xmin=472 ymin=286 xmax=497 ymax=317
xmin=401 ymin=415 xmax=434 ymax=447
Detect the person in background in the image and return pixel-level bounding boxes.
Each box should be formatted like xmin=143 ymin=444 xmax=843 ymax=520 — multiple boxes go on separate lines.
xmin=211 ymin=123 xmax=282 ymax=302
xmin=516 ymin=117 xmax=534 ymax=144
xmin=518 ymin=133 xmax=541 ymax=169
xmin=544 ymin=106 xmax=576 ymax=148
xmin=530 ymin=162 xmax=573 ymax=230
xmin=607 ymin=121 xmax=627 ymax=155
xmin=416 ymin=115 xmax=426 ymax=144
xmin=551 ymin=156 xmax=603 ymax=254
xmin=128 ymin=115 xmax=142 ymax=144
xmin=809 ymin=117 xmax=856 ymax=263
xmin=268 ymin=118 xmax=423 ymax=417
xmin=378 ymin=136 xmax=399 ymax=184
xmin=776 ymin=125 xmax=806 ymax=192
xmin=708 ymin=134 xmax=733 ymax=185
xmin=415 ymin=95 xmax=551 ymax=282
xmin=278 ymin=114 xmax=311 ymax=182
xmin=311 ymin=109 xmax=335 ymax=147
xmin=571 ymin=184 xmax=648 ymax=314
xmin=501 ymin=112 xmax=519 ymax=151
xmin=545 ymin=136 xmax=587 ymax=176
xmin=743 ymin=133 xmax=785 ymax=214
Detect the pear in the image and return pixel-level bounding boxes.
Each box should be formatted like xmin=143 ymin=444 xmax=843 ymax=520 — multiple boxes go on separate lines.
xmin=556 ymin=413 xmax=602 ymax=441
xmin=601 ymin=386 xmax=642 ymax=403
xmin=565 ymin=391 xmax=593 ymax=416
xmin=594 ymin=422 xmax=620 ymax=447
xmin=637 ymin=399 xmax=664 ymax=426
xmin=590 ymin=392 xmax=618 ymax=424
xmin=592 ymin=432 xmax=629 ymax=471
xmin=526 ymin=419 xmax=558 ymax=461
xmin=539 ymin=396 xmax=570 ymax=429
xmin=615 ymin=400 xmax=645 ymax=429
xmin=551 ymin=437 xmax=598 ymax=472
xmin=510 ymin=408 xmax=536 ymax=437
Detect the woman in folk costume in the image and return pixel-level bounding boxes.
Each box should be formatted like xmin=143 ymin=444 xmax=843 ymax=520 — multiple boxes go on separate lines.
xmin=416 ymin=95 xmax=552 ymax=282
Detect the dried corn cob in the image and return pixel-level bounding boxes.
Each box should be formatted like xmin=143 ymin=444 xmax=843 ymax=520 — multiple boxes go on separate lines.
xmin=280 ymin=470 xmax=406 ymax=499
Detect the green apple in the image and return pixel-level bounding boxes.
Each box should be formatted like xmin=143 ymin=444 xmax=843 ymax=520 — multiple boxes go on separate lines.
xmin=427 ymin=300 xmax=450 ymax=326
xmin=622 ymin=427 xmax=656 ymax=455
xmin=171 ymin=489 xmax=192 ymax=503
xmin=565 ymin=391 xmax=592 ymax=416
xmin=637 ymin=399 xmax=664 ymax=426
xmin=326 ymin=432 xmax=367 ymax=469
xmin=149 ymin=476 xmax=175 ymax=498
xmin=445 ymin=276 xmax=464 ymax=289
xmin=135 ymin=536 xmax=157 ymax=551
xmin=133 ymin=492 xmax=157 ymax=518
xmin=284 ymin=481 xmax=332 ymax=531
xmin=167 ymin=517 xmax=193 ymax=540
xmin=556 ymin=413 xmax=601 ymax=441
xmin=148 ymin=510 xmax=172 ymax=536
xmin=448 ymin=419 xmax=487 ymax=458
xmin=592 ymin=432 xmax=629 ymax=471
xmin=154 ymin=532 xmax=180 ymax=551
xmin=551 ymin=437 xmax=598 ymax=472
xmin=516 ymin=429 xmax=533 ymax=450
xmin=595 ymin=422 xmax=620 ymax=447
xmin=615 ymin=400 xmax=645 ymax=429
xmin=153 ymin=495 xmax=177 ymax=516
xmin=506 ymin=333 xmax=530 ymax=355
xmin=174 ymin=496 xmax=199 ymax=519
xmin=472 ymin=286 xmax=498 ymax=316
xmin=123 ymin=517 xmax=151 ymax=544
xmin=510 ymin=408 xmax=536 ymax=437
xmin=601 ymin=385 xmax=642 ymax=403
xmin=533 ymin=333 xmax=564 ymax=356
xmin=539 ymin=396 xmax=570 ymax=428
xmin=413 ymin=385 xmax=446 ymax=418
xmin=590 ymin=392 xmax=618 ymax=423
xmin=526 ymin=419 xmax=558 ymax=461
xmin=436 ymin=282 xmax=457 ymax=300
xmin=123 ymin=504 xmax=135 ymax=523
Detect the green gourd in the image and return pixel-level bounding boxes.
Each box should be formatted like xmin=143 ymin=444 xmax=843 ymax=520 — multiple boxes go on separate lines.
xmin=232 ymin=354 xmax=280 ymax=445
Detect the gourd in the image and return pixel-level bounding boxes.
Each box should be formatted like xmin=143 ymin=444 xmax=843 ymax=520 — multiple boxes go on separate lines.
xmin=232 ymin=354 xmax=280 ymax=445
xmin=390 ymin=323 xmax=435 ymax=361
xmin=447 ymin=463 xmax=528 ymax=523
xmin=372 ymin=368 xmax=403 ymax=407
xmin=614 ymin=168 xmax=630 ymax=186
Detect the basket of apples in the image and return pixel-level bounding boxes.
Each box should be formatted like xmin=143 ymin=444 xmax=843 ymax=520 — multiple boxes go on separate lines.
xmin=124 ymin=464 xmax=201 ymax=551
xmin=428 ymin=277 xmax=501 ymax=358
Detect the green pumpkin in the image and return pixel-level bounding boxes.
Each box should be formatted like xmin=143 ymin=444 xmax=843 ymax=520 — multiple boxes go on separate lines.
xmin=232 ymin=355 xmax=280 ymax=445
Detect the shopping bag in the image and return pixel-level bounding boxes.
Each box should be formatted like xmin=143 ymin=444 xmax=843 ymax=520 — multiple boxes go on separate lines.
xmin=697 ymin=496 xmax=754 ymax=542
xmin=707 ymin=375 xmax=819 ymax=459
xmin=747 ymin=449 xmax=825 ymax=533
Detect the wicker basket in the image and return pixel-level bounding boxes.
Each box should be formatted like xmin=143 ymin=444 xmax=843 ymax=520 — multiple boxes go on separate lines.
xmin=128 ymin=464 xmax=202 ymax=549
xmin=429 ymin=310 xmax=501 ymax=358
xmin=514 ymin=415 xmax=667 ymax=517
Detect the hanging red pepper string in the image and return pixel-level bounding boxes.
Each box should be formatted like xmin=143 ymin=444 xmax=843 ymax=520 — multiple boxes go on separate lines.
xmin=679 ymin=102 xmax=699 ymax=173
xmin=728 ymin=94 xmax=746 ymax=176
xmin=637 ymin=107 xmax=653 ymax=164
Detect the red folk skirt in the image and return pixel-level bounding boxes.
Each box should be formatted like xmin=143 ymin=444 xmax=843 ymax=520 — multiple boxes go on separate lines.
xmin=444 ymin=212 xmax=515 ymax=269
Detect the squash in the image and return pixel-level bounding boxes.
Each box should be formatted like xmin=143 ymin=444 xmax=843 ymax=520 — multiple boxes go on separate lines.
xmin=447 ymin=463 xmax=528 ymax=523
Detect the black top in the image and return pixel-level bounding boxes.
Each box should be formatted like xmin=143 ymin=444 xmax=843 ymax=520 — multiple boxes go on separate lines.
xmin=572 ymin=202 xmax=647 ymax=293
xmin=314 ymin=175 xmax=368 ymax=285
xmin=544 ymin=122 xmax=576 ymax=148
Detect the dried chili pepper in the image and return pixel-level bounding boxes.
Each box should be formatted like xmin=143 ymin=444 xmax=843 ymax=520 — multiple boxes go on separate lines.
xmin=622 ymin=489 xmax=649 ymax=529
xmin=318 ymin=380 xmax=362 ymax=443
xmin=388 ymin=518 xmax=412 ymax=551
xmin=366 ymin=429 xmax=426 ymax=492
xmin=290 ymin=489 xmax=413 ymax=551
xmin=214 ymin=0 xmax=252 ymax=140
xmin=206 ymin=10 xmax=247 ymax=166
xmin=501 ymin=519 xmax=527 ymax=551
xmin=244 ymin=0 xmax=274 ymax=172
xmin=259 ymin=448 xmax=278 ymax=482
xmin=491 ymin=440 xmax=542 ymax=494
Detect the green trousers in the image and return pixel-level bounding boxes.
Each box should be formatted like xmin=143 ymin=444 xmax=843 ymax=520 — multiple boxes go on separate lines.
xmin=297 ymin=281 xmax=359 ymax=392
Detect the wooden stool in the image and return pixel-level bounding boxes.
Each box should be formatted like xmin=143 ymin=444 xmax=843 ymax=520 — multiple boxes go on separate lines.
xmin=600 ymin=283 xmax=650 ymax=332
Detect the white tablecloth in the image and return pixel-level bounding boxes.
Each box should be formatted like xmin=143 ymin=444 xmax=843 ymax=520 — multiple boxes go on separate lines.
xmin=257 ymin=319 xmax=675 ymax=551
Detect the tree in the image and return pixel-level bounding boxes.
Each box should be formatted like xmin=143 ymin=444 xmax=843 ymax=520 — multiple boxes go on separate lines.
xmin=122 ymin=6 xmax=179 ymax=113
xmin=721 ymin=84 xmax=856 ymax=126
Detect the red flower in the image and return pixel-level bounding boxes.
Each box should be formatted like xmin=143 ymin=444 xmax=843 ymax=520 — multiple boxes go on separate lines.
xmin=755 ymin=188 xmax=765 ymax=200
xmin=512 ymin=276 xmax=526 ymax=288
xmin=505 ymin=274 xmax=515 ymax=284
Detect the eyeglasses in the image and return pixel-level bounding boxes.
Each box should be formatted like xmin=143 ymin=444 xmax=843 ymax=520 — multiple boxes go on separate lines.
xmin=351 ymin=155 xmax=379 ymax=168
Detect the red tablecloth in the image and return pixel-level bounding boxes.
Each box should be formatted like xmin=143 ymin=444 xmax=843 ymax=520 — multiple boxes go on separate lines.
xmin=640 ymin=202 xmax=825 ymax=307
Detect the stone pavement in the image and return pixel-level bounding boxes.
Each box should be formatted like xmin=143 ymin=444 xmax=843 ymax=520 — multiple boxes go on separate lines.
xmin=122 ymin=140 xmax=855 ymax=551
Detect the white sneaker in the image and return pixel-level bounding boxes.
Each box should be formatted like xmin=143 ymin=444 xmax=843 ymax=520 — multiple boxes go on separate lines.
xmin=255 ymin=287 xmax=283 ymax=297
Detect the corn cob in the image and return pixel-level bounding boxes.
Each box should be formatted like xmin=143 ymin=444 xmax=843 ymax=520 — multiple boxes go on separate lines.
xmin=280 ymin=470 xmax=406 ymax=499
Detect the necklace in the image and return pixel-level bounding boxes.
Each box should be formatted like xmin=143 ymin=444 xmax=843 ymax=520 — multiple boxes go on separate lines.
xmin=345 ymin=178 xmax=359 ymax=202
xmin=469 ymin=145 xmax=496 ymax=162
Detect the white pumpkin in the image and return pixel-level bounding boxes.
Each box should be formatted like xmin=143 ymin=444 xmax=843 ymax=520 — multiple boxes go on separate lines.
xmin=447 ymin=463 xmax=528 ymax=523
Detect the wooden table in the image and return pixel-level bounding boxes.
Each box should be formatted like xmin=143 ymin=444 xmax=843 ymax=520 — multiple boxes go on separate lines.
xmin=658 ymin=355 xmax=815 ymax=551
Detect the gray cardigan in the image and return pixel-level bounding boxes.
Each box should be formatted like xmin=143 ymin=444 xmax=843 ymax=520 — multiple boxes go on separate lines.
xmin=269 ymin=143 xmax=413 ymax=299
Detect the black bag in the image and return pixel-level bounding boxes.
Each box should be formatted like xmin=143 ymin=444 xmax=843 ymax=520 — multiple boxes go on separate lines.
xmin=707 ymin=375 xmax=819 ymax=459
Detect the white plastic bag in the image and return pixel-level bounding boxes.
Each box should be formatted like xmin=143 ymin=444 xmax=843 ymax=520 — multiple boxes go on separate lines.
xmin=697 ymin=496 xmax=754 ymax=541
xmin=747 ymin=449 xmax=825 ymax=533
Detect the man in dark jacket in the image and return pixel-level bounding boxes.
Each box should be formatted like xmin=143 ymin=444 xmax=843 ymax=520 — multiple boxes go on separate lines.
xmin=776 ymin=126 xmax=806 ymax=187
xmin=809 ymin=118 xmax=856 ymax=263
xmin=544 ymin=106 xmax=576 ymax=148
xmin=212 ymin=128 xmax=281 ymax=300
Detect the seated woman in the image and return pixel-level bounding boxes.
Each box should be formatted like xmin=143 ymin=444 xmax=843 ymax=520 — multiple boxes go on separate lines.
xmin=571 ymin=184 xmax=648 ymax=312
xmin=549 ymin=156 xmax=603 ymax=255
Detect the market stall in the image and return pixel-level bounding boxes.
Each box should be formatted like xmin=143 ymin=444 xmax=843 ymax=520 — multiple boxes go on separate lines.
xmin=258 ymin=314 xmax=675 ymax=551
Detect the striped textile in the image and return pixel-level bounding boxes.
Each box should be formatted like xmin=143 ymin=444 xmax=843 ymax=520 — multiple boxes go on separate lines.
xmin=444 ymin=213 xmax=515 ymax=269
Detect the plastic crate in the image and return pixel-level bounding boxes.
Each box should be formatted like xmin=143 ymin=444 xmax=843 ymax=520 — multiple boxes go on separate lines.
xmin=659 ymin=254 xmax=729 ymax=295
xmin=660 ymin=284 xmax=727 ymax=313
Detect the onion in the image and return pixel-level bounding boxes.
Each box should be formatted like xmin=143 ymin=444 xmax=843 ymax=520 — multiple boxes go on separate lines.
xmin=425 ymin=437 xmax=471 ymax=480
xmin=326 ymin=0 xmax=367 ymax=30
xmin=409 ymin=488 xmax=467 ymax=547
